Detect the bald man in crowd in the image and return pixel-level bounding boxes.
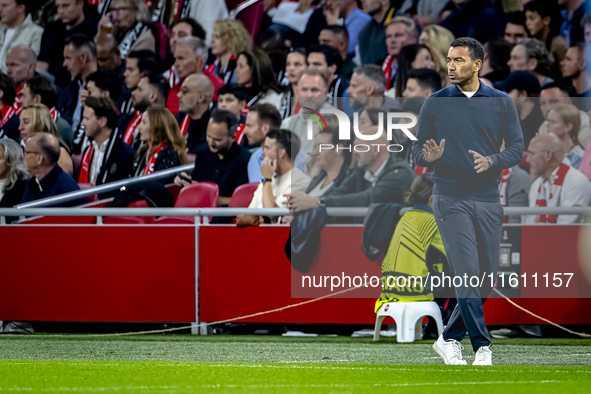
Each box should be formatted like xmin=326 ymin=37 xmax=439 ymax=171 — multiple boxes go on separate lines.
xmin=5 ymin=45 xmax=37 ymax=113
xmin=175 ymin=73 xmax=214 ymax=153
xmin=95 ymin=33 xmax=124 ymax=77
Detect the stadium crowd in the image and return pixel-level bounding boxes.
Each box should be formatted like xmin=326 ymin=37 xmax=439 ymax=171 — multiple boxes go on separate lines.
xmin=0 ymin=0 xmax=590 ymax=226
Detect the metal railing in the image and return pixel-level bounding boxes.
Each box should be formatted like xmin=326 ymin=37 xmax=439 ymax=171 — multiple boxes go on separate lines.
xmin=228 ymin=0 xmax=261 ymax=19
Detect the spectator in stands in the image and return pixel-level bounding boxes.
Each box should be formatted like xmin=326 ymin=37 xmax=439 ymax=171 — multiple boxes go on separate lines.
xmin=547 ymin=104 xmax=586 ymax=168
xmin=0 ymin=137 xmax=28 ymax=209
xmin=307 ymin=45 xmax=348 ymax=106
xmin=58 ymin=34 xmax=98 ymax=132
xmin=479 ymin=38 xmax=512 ymax=85
xmin=357 ymin=0 xmax=397 ymax=66
xmin=217 ymin=83 xmax=247 ymax=143
xmin=165 ymin=18 xmax=206 ymax=70
xmin=127 ymin=72 xmax=170 ymax=148
xmin=207 ymin=20 xmax=253 ymax=84
xmin=526 ymin=133 xmax=591 ymax=223
xmin=167 ymin=36 xmax=224 ymax=115
xmin=19 ymin=104 xmax=74 ymax=175
xmin=175 ymin=0 xmax=228 ymax=45
xmin=305 ymin=127 xmax=351 ymax=197
xmin=561 ymin=44 xmax=591 ymax=97
xmin=132 ymin=106 xmax=188 ymax=176
xmin=524 ymin=0 xmax=566 ymax=60
xmin=503 ymin=71 xmax=544 ymax=149
xmin=5 ymin=45 xmax=35 ymax=114
xmin=382 ymin=17 xmax=418 ymax=92
xmin=392 ymin=44 xmax=435 ymax=98
xmin=0 ymin=0 xmax=43 ymax=72
xmin=397 ymin=0 xmax=448 ymax=25
xmin=37 ymin=0 xmax=98 ymax=87
xmin=498 ymin=139 xmax=532 ymax=223
xmin=79 ymin=97 xmax=135 ymax=185
xmin=121 ymin=50 xmax=162 ymax=114
xmin=539 ymin=82 xmax=591 ymax=147
xmin=322 ymin=0 xmax=370 ymax=55
xmin=418 ymin=24 xmax=455 ymax=87
xmin=281 ymin=69 xmax=333 ymax=154
xmin=236 ymin=48 xmax=283 ymax=111
xmin=347 ymin=64 xmax=389 ymax=111
xmin=175 ymin=73 xmax=213 ymax=153
xmin=504 ymin=12 xmax=529 ymax=45
xmin=287 ymin=124 xmax=414 ymax=209
xmin=319 ymin=26 xmax=356 ymax=80
xmin=95 ymin=33 xmax=124 ymax=76
xmin=22 ymin=132 xmax=80 ymax=205
xmin=174 ymin=109 xmax=251 ymax=206
xmin=440 ymin=0 xmax=505 ymax=45
xmin=0 ymin=72 xmax=19 ymax=142
xmin=267 ymin=0 xmax=315 ymax=42
xmin=508 ymin=38 xmax=556 ymax=88
xmin=279 ymin=48 xmax=306 ymax=119
xmin=558 ymin=0 xmax=590 ymax=47
xmin=98 ymin=0 xmax=156 ymax=58
xmin=22 ymin=75 xmax=73 ymax=150
xmin=403 ymin=68 xmax=442 ymax=98
xmin=579 ymin=134 xmax=591 ymax=179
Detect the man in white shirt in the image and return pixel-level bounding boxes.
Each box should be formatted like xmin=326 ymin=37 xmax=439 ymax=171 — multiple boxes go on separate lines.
xmin=0 ymin=0 xmax=43 ymax=72
xmin=526 ymin=133 xmax=591 ymax=223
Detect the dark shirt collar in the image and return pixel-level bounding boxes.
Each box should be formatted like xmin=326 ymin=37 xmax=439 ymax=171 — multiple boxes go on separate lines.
xmin=35 ymin=164 xmax=61 ymax=192
xmin=413 ymin=203 xmax=433 ymax=214
xmin=212 ymin=142 xmax=241 ymax=162
xmin=449 ymin=79 xmax=492 ymax=97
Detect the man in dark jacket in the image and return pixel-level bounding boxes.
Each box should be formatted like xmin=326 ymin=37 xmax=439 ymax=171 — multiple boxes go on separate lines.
xmin=22 ymin=133 xmax=80 ymax=206
xmin=78 ymin=97 xmax=134 ymax=185
xmin=357 ymin=0 xmax=397 ymax=65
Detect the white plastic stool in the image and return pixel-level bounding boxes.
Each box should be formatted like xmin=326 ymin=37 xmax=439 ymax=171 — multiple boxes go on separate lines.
xmin=374 ymin=301 xmax=443 ymax=343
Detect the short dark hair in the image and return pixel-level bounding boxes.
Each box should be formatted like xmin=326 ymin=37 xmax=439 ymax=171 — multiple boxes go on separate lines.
xmin=541 ymin=82 xmax=573 ymax=96
xmin=64 ymin=34 xmax=97 ymax=58
xmin=211 ymin=109 xmax=238 ymax=133
xmin=321 ymin=25 xmax=349 ymax=43
xmin=0 ymin=73 xmax=16 ymax=106
xmin=86 ymin=71 xmax=122 ymax=102
xmin=524 ymin=0 xmax=556 ymax=19
xmin=128 ymin=50 xmax=164 ymax=74
xmin=450 ymin=37 xmax=484 ymax=63
xmin=25 ymin=75 xmax=57 ymax=108
xmin=249 ymin=103 xmax=282 ymax=129
xmin=318 ymin=127 xmax=351 ymax=164
xmin=217 ymin=83 xmax=248 ymax=102
xmin=84 ymin=97 xmax=119 ymax=130
xmin=407 ymin=68 xmax=442 ymax=93
xmin=307 ymin=44 xmax=343 ymax=75
xmin=15 ymin=0 xmax=34 ymax=16
xmin=142 ymin=72 xmax=171 ymax=103
xmin=170 ymin=18 xmax=206 ymax=40
xmin=266 ymin=129 xmax=300 ymax=161
xmin=505 ymin=11 xmax=526 ymax=28
xmin=584 ymin=13 xmax=591 ymax=26
xmin=36 ymin=133 xmax=61 ymax=165
xmin=484 ymin=37 xmax=512 ymax=72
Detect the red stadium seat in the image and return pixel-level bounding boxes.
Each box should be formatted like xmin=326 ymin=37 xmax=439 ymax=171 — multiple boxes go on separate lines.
xmin=71 ymin=154 xmax=82 ymax=180
xmin=78 ymin=182 xmax=97 ymax=204
xmin=155 ymin=182 xmax=219 ymax=224
xmin=228 ymin=182 xmax=258 ymax=208
xmin=103 ymin=200 xmax=153 ymax=224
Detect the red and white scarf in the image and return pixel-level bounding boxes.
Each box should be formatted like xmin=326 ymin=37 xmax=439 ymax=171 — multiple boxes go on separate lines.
xmin=1 ymin=105 xmax=15 ymax=127
xmin=123 ymin=111 xmax=142 ymax=145
xmin=533 ymin=162 xmax=570 ymax=223
xmin=414 ymin=165 xmax=428 ymax=176
xmin=236 ymin=123 xmax=245 ymax=145
xmin=165 ymin=66 xmax=179 ymax=88
xmin=13 ymin=86 xmax=23 ymax=115
xmin=382 ymin=55 xmax=396 ymax=89
xmin=499 ymin=167 xmax=513 ymax=207
xmin=143 ymin=141 xmax=167 ymax=175
xmin=49 ymin=107 xmax=58 ymax=121
xmin=180 ymin=114 xmax=191 ymax=138
xmin=79 ymin=143 xmax=95 ymax=184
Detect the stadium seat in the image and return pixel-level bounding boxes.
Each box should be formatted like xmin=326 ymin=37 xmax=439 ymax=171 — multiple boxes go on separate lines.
xmin=78 ymin=182 xmax=98 ymax=204
xmin=154 ymin=182 xmax=219 ymax=224
xmin=71 ymin=154 xmax=82 ymax=180
xmin=103 ymin=200 xmax=153 ymax=224
xmin=228 ymin=182 xmax=258 ymax=208
xmin=374 ymin=301 xmax=443 ymax=343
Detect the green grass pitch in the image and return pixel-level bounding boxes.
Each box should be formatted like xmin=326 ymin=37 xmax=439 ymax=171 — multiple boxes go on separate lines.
xmin=0 ymin=335 xmax=590 ymax=393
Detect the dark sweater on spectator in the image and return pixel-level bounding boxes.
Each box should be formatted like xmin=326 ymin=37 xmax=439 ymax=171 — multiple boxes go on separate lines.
xmin=22 ymin=165 xmax=81 ymax=207
xmin=175 ymin=109 xmax=210 ymax=154
xmin=412 ymin=81 xmax=524 ymax=202
xmin=132 ymin=146 xmax=181 ymax=177
xmin=357 ymin=7 xmax=395 ymax=65
xmin=0 ymin=114 xmax=19 ymax=143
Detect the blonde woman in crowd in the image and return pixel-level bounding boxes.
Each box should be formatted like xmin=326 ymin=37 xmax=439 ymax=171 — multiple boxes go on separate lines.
xmin=547 ymin=104 xmax=586 ymax=169
xmin=418 ymin=24 xmax=455 ymax=87
xmin=208 ymin=19 xmax=254 ymax=84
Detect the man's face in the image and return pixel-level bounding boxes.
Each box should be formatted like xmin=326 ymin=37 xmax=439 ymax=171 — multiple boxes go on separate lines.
xmin=347 ymin=72 xmax=369 ymax=109
xmin=504 ymin=23 xmax=528 ymax=44
xmin=123 ymin=57 xmax=141 ymax=89
xmin=6 ymin=51 xmax=34 ymax=87
xmin=243 ymin=111 xmax=266 ymax=145
xmin=403 ymin=78 xmax=431 ymax=98
xmin=96 ymin=44 xmax=119 ymax=71
xmin=540 ymin=87 xmax=570 ymax=119
xmin=20 ymin=84 xmax=35 ymax=107
xmin=174 ymin=45 xmax=199 ymax=81
xmin=307 ymin=52 xmax=334 ymax=82
xmin=585 ymin=23 xmax=591 ymax=46
xmin=24 ymin=137 xmax=42 ymax=172
xmin=132 ymin=76 xmax=153 ymax=112
xmin=298 ymin=74 xmax=327 ymax=111
xmin=361 ymin=0 xmax=383 ymax=15
xmin=386 ymin=23 xmax=415 ymax=57
xmin=206 ymin=120 xmax=233 ymax=154
xmin=218 ymin=93 xmax=244 ymax=118
xmin=560 ymin=46 xmax=582 ymax=78
xmin=81 ymin=106 xmax=102 ymax=139
xmin=526 ymin=139 xmax=549 ymax=178
xmin=55 ymin=0 xmax=84 ymax=26
xmin=170 ymin=22 xmax=193 ymax=54
xmin=353 ymin=136 xmax=377 ymax=168
xmin=178 ymin=77 xmax=199 ymax=113
xmin=525 ymin=10 xmax=547 ymax=37
xmin=63 ymin=43 xmax=83 ymax=78
xmin=319 ymin=30 xmax=335 ymax=47
xmin=0 ymin=0 xmax=23 ymax=27
xmin=507 ymin=45 xmax=533 ymax=72
xmin=110 ymin=0 xmax=136 ymax=33
xmin=447 ymin=46 xmax=479 ymax=85
xmin=262 ymin=137 xmax=280 ymax=162
xmin=86 ymin=80 xmax=109 ymax=98
xmin=313 ymin=132 xmax=337 ymax=169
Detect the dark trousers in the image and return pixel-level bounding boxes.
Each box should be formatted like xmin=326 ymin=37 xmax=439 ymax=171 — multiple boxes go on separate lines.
xmin=432 ymin=194 xmax=503 ymax=352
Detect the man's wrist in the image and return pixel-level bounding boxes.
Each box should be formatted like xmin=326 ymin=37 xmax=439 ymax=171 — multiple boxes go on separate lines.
xmin=486 ymin=156 xmax=494 ymax=168
xmin=317 ymin=197 xmax=325 ymax=207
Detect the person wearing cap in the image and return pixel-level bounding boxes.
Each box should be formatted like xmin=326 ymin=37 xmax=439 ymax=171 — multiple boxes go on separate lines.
xmin=503 ymin=70 xmax=544 ymax=149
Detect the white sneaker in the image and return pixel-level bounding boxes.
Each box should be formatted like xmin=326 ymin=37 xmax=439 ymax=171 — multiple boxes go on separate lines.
xmin=1 ymin=321 xmax=34 ymax=334
xmin=432 ymin=335 xmax=467 ymax=365
xmin=473 ymin=346 xmax=492 ymax=365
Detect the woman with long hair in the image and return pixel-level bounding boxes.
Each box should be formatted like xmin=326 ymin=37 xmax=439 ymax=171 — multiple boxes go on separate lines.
xmin=0 ymin=138 xmax=28 ymax=210
xmin=18 ymin=104 xmax=74 ymax=175
xmin=547 ymin=104 xmax=585 ymax=169
xmin=208 ymin=19 xmax=253 ymax=84
xmin=279 ymin=47 xmax=307 ymax=119
xmin=235 ymin=47 xmax=283 ymax=111
xmin=419 ymin=25 xmax=455 ymax=88
xmin=392 ymin=44 xmax=435 ymax=98
xmin=132 ymin=106 xmax=188 ymax=176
